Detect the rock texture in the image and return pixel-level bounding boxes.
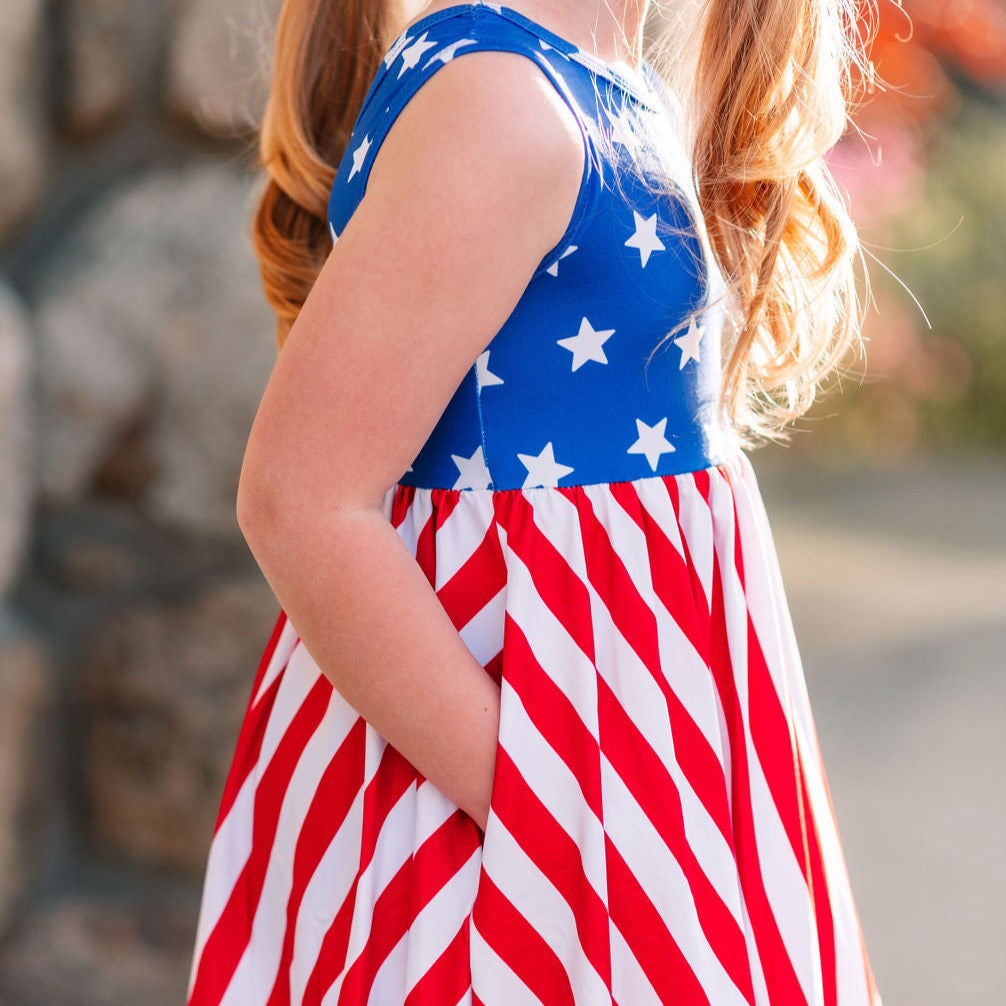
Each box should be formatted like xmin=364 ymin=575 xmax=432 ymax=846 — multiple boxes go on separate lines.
xmin=35 ymin=163 xmax=276 ymax=540
xmin=166 ymin=0 xmax=281 ymax=135
xmin=0 ymin=617 xmax=50 ymax=936
xmin=79 ymin=576 xmax=279 ymax=873
xmin=0 ymin=280 xmax=34 ymax=601
xmin=62 ymin=0 xmax=137 ymax=134
xmin=0 ymin=0 xmax=46 ymax=241
xmin=0 ymin=897 xmax=196 ymax=1006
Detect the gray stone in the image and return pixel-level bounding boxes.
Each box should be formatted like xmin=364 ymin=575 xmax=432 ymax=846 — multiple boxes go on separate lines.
xmin=80 ymin=576 xmax=280 ymax=873
xmin=34 ymin=162 xmax=276 ymax=539
xmin=0 ymin=897 xmax=195 ymax=1006
xmin=0 ymin=617 xmax=50 ymax=936
xmin=166 ymin=0 xmax=281 ymax=136
xmin=62 ymin=0 xmax=136 ymax=135
xmin=0 ymin=280 xmax=34 ymax=602
xmin=0 ymin=0 xmax=47 ymax=240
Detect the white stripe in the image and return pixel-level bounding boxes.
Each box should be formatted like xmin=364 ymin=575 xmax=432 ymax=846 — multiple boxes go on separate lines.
xmin=221 ymin=690 xmax=358 ymax=1006
xmin=493 ymin=671 xmax=608 ymax=905
xmin=585 ymin=480 xmax=729 ymax=767
xmin=481 ymin=816 xmax=612 ymax=1003
xmin=290 ymin=785 xmax=366 ymax=1003
xmin=602 ymin=753 xmax=752 ymax=1006
xmin=433 ymin=490 xmax=496 ymax=590
xmin=320 ymin=773 xmax=457 ymax=1004
xmin=457 ymin=585 xmax=506 ymax=665
xmin=676 ymin=473 xmax=716 ymax=610
xmin=609 ymin=918 xmax=662 ymax=1004
xmin=470 ymin=915 xmax=544 ymax=1005
xmin=396 ymin=844 xmax=482 ymax=997
xmin=530 ymin=488 xmax=745 ymax=926
xmin=498 ymin=523 xmax=600 ymax=733
xmin=189 ymin=642 xmax=324 ymax=973
xmin=252 ymin=615 xmax=301 ymax=710
xmin=707 ymin=470 xmax=821 ymax=1003
xmin=393 ymin=487 xmax=433 ymax=557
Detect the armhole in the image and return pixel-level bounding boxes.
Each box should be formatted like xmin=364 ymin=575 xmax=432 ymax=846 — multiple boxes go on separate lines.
xmin=342 ymin=12 xmax=596 ymax=279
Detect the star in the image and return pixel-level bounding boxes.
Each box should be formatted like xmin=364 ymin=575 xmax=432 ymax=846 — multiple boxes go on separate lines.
xmin=627 ymin=417 xmax=676 ymax=471
xmin=476 ymin=349 xmax=503 ymax=388
xmin=397 ymin=31 xmax=438 ymax=77
xmin=624 ymin=210 xmax=666 ymax=267
xmin=347 ymin=133 xmax=371 ymax=180
xmin=383 ymin=31 xmax=413 ymax=69
xmin=517 ymin=442 xmax=575 ymax=488
xmin=451 ymin=445 xmax=492 ymax=490
xmin=602 ymin=103 xmax=634 ymax=147
xmin=329 ymin=221 xmax=339 ymax=245
xmin=674 ymin=315 xmax=705 ymax=369
xmin=557 ymin=316 xmax=615 ymax=371
xmin=545 ymin=244 xmax=578 ymax=277
xmin=422 ymin=37 xmax=478 ymax=69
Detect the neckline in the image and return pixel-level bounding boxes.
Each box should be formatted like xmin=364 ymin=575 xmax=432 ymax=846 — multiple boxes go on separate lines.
xmin=397 ymin=2 xmax=658 ymax=105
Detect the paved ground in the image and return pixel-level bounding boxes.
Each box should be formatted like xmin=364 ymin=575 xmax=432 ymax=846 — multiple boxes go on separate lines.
xmin=756 ymin=449 xmax=1006 ymax=1006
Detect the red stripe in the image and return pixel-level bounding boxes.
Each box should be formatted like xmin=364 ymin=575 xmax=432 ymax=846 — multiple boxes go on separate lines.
xmin=707 ymin=547 xmax=808 ymax=1004
xmin=436 ymin=518 xmax=506 ymax=631
xmin=472 ymin=866 xmax=576 ymax=1006
xmin=572 ymin=488 xmax=735 ymax=846
xmin=610 ymin=479 xmax=708 ymax=657
xmin=264 ymin=716 xmax=368 ymax=1006
xmin=796 ymin=742 xmax=837 ymax=1006
xmin=303 ymin=743 xmax=422 ymax=1003
xmin=214 ymin=670 xmax=283 ymax=834
xmin=488 ymin=741 xmax=613 ymax=994
xmin=404 ymin=909 xmax=474 ymax=1006
xmin=605 ymin=833 xmax=713 ymax=1004
xmin=188 ymin=675 xmax=334 ymax=1005
xmin=501 ymin=613 xmax=603 ymax=819
xmin=496 ymin=491 xmax=596 ymax=663
xmin=214 ymin=610 xmax=292 ymax=831
xmin=596 ymin=673 xmax=756 ymax=1003
xmin=390 ymin=484 xmax=416 ymax=529
xmin=336 ymin=810 xmax=480 ymax=1003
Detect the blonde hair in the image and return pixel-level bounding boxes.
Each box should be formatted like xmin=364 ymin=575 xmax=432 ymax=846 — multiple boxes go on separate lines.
xmin=252 ymin=0 xmax=878 ymax=443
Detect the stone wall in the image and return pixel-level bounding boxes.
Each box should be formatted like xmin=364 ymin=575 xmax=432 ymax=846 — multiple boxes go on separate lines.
xmin=0 ymin=1 xmax=284 ymax=1000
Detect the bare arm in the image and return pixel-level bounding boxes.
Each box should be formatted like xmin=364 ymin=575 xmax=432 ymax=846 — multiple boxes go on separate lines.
xmin=235 ymin=51 xmax=586 ymax=831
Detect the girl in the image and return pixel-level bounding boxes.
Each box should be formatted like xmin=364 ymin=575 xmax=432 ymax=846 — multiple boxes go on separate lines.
xmin=187 ymin=0 xmax=884 ymax=1003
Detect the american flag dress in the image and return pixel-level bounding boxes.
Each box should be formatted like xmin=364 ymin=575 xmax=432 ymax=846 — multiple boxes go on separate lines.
xmin=186 ymin=3 xmax=883 ymax=1004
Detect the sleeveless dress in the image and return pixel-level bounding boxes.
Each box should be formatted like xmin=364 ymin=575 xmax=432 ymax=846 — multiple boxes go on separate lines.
xmin=186 ymin=4 xmax=883 ymax=1004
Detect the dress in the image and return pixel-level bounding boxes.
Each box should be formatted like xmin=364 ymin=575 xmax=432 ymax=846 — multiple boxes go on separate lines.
xmin=186 ymin=4 xmax=882 ymax=1004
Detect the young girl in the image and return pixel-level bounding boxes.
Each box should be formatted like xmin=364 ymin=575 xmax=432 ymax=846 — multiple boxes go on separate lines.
xmin=187 ymin=0 xmax=883 ymax=1002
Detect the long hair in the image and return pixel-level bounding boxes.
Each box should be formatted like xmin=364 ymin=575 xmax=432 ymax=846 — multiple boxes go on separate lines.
xmin=650 ymin=0 xmax=877 ymax=441
xmin=252 ymin=0 xmax=405 ymax=348
xmin=251 ymin=0 xmax=877 ymax=442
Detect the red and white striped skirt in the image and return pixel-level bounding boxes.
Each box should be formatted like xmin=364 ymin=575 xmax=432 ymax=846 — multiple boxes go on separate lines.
xmin=186 ymin=450 xmax=882 ymax=1006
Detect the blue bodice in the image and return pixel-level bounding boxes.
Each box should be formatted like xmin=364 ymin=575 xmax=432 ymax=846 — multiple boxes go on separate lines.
xmin=327 ymin=2 xmax=739 ymax=490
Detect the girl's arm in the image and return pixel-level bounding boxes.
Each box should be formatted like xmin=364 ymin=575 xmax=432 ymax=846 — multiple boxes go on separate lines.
xmin=235 ymin=51 xmax=586 ymax=831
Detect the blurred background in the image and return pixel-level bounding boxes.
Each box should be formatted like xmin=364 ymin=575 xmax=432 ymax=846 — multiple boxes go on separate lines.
xmin=0 ymin=0 xmax=1002 ymax=1003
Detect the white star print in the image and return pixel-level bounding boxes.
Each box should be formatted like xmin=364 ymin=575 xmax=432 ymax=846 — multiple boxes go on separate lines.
xmin=383 ymin=31 xmax=413 ymax=69
xmin=329 ymin=221 xmax=339 ymax=245
xmin=557 ymin=317 xmax=615 ymax=371
xmin=627 ymin=417 xmax=676 ymax=471
xmin=545 ymin=244 xmax=578 ymax=277
xmin=674 ymin=315 xmax=705 ymax=369
xmin=422 ymin=37 xmax=478 ymax=69
xmin=397 ymin=31 xmax=438 ymax=77
xmin=517 ymin=442 xmax=575 ymax=488
xmin=476 ymin=350 xmax=504 ymax=388
xmin=451 ymin=445 xmax=492 ymax=491
xmin=624 ymin=210 xmax=666 ymax=267
xmin=602 ymin=103 xmax=634 ymax=147
xmin=347 ymin=134 xmax=371 ymax=180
